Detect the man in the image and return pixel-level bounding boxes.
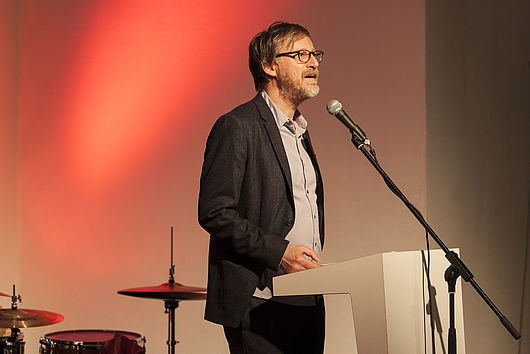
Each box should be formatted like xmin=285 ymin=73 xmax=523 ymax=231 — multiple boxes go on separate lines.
xmin=198 ymin=22 xmax=325 ymax=354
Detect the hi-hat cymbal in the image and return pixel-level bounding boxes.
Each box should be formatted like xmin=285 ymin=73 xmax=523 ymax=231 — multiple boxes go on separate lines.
xmin=0 ymin=308 xmax=64 ymax=328
xmin=118 ymin=282 xmax=206 ymax=301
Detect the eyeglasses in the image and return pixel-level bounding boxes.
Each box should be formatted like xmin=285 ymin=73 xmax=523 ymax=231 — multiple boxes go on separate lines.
xmin=275 ymin=50 xmax=324 ymax=63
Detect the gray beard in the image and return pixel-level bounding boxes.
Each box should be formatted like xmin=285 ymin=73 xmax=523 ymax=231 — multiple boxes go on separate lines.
xmin=278 ymin=77 xmax=320 ymax=106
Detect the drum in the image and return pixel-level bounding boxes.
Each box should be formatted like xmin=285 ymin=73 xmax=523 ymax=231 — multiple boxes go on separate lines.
xmin=39 ymin=330 xmax=145 ymax=354
xmin=0 ymin=332 xmax=25 ymax=354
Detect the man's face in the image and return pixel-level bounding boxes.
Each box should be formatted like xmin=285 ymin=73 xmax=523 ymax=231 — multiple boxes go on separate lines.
xmin=270 ymin=35 xmax=320 ymax=104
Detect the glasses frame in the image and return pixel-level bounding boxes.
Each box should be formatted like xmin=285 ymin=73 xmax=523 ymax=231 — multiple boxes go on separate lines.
xmin=275 ymin=50 xmax=324 ymax=63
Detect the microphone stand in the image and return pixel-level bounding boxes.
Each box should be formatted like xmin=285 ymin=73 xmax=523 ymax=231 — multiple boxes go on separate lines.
xmin=346 ymin=131 xmax=520 ymax=342
xmin=445 ymin=265 xmax=460 ymax=354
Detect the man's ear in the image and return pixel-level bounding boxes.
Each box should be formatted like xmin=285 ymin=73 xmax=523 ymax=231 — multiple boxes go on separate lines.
xmin=262 ymin=62 xmax=276 ymax=78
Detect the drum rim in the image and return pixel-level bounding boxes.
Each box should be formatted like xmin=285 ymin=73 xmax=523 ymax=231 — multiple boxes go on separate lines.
xmin=40 ymin=329 xmax=143 ymax=346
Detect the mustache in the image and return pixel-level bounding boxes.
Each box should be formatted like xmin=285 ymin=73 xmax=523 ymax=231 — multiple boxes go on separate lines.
xmin=302 ymin=69 xmax=319 ymax=78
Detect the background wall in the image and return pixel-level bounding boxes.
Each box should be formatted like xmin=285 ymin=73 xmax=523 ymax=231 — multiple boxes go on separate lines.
xmin=0 ymin=0 xmax=19 ymax=294
xmin=426 ymin=0 xmax=530 ymax=353
xmin=0 ymin=0 xmax=527 ymax=353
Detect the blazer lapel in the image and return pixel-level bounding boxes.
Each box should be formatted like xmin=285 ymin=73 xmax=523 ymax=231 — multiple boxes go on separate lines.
xmin=303 ymin=130 xmax=325 ymax=246
xmin=252 ymin=95 xmax=293 ymax=201
xmin=302 ymin=131 xmax=322 ymax=184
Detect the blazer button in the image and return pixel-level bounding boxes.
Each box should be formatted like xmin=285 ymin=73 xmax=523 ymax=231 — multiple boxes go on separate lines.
xmin=285 ymin=219 xmax=294 ymax=227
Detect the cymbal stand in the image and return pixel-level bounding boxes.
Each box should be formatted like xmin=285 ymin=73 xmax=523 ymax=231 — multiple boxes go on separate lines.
xmin=9 ymin=284 xmax=23 ymax=353
xmin=10 ymin=284 xmax=21 ymax=310
xmin=165 ymin=299 xmax=179 ymax=354
xmin=164 ymin=226 xmax=179 ymax=354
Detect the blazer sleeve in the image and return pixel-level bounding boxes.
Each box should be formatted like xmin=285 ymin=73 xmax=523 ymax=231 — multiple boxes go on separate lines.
xmin=198 ymin=114 xmax=289 ymax=270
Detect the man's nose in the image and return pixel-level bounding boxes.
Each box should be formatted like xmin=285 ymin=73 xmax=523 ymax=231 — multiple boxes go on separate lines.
xmin=307 ymin=53 xmax=319 ymax=68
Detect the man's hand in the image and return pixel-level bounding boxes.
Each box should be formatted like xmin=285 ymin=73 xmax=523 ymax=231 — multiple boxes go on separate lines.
xmin=280 ymin=245 xmax=320 ymax=274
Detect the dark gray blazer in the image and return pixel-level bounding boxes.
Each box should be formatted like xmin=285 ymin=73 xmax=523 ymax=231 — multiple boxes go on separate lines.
xmin=198 ymin=94 xmax=324 ymax=327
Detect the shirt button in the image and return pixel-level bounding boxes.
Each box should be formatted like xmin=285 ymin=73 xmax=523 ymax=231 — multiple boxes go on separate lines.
xmin=285 ymin=219 xmax=294 ymax=227
xmin=306 ymin=190 xmax=309 ymax=194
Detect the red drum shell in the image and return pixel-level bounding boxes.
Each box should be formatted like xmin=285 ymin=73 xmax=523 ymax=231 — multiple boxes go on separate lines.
xmin=40 ymin=329 xmax=145 ymax=354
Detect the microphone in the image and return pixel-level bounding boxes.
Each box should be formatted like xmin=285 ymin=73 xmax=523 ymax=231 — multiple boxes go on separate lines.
xmin=326 ymin=100 xmax=368 ymax=143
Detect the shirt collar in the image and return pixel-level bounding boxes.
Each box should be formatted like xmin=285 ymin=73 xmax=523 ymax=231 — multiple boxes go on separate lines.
xmin=260 ymin=91 xmax=307 ymax=137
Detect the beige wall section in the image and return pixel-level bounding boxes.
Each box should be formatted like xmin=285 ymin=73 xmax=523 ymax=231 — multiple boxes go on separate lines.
xmin=0 ymin=0 xmax=19 ymax=290
xmin=300 ymin=0 xmax=427 ymax=263
xmin=426 ymin=0 xmax=530 ymax=353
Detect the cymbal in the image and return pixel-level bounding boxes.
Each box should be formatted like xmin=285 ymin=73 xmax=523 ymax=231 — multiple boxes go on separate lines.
xmin=0 ymin=308 xmax=64 ymax=328
xmin=118 ymin=282 xmax=206 ymax=301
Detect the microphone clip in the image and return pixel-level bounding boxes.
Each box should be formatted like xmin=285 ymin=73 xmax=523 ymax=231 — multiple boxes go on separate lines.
xmin=352 ymin=136 xmax=371 ymax=149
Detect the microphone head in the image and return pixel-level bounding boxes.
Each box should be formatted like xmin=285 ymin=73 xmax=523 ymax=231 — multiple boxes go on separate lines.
xmin=326 ymin=100 xmax=342 ymax=115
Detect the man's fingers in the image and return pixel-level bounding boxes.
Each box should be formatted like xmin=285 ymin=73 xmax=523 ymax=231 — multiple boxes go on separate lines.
xmin=280 ymin=244 xmax=321 ymax=273
xmin=297 ymin=250 xmax=320 ymax=269
xmin=301 ymin=246 xmax=320 ymax=263
xmin=299 ymin=257 xmax=320 ymax=269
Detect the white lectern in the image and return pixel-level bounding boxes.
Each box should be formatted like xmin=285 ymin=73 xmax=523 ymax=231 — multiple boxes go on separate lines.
xmin=273 ymin=249 xmax=466 ymax=354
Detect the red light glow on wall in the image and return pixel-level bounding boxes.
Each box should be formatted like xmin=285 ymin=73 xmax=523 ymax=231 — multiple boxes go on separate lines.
xmin=15 ymin=0 xmax=301 ymax=274
xmin=59 ymin=0 xmax=295 ymax=189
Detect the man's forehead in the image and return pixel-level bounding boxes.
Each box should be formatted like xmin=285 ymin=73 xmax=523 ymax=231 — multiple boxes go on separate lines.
xmin=279 ymin=35 xmax=314 ymax=51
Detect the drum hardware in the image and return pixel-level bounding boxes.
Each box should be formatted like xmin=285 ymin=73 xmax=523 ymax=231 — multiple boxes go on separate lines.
xmin=0 ymin=285 xmax=64 ymax=354
xmin=2 ymin=285 xmax=22 ymax=308
xmin=118 ymin=226 xmax=206 ymax=354
xmin=0 ymin=330 xmax=24 ymax=354
xmin=39 ymin=329 xmax=145 ymax=354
